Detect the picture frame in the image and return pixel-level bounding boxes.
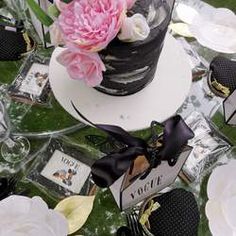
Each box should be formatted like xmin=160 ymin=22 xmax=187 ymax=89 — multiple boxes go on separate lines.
xmin=27 ymin=138 xmax=93 ymax=198
xmin=8 ymin=54 xmax=51 ymax=105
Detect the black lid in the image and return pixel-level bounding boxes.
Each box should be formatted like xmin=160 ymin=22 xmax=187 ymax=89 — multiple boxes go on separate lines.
xmin=146 ymin=189 xmax=199 ymax=236
xmin=208 ymin=56 xmax=236 ymax=97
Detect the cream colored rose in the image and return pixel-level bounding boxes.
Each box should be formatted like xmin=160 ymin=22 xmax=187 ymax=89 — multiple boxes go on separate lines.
xmin=118 ymin=13 xmax=150 ymax=42
xmin=0 ymin=195 xmax=68 ymax=236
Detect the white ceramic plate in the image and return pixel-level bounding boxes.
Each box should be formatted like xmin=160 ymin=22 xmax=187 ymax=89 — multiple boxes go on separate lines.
xmin=49 ymin=33 xmax=192 ymax=131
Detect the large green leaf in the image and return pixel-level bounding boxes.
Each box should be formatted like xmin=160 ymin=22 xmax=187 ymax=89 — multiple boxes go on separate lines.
xmin=26 ymin=0 xmax=53 ymax=27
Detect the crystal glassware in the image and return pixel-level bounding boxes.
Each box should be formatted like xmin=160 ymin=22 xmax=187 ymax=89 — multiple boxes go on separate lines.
xmin=0 ymin=100 xmax=30 ymax=163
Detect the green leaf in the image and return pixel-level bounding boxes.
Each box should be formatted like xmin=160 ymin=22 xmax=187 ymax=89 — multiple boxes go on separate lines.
xmin=48 ymin=4 xmax=60 ymax=18
xmin=26 ymin=0 xmax=54 ymax=27
xmin=44 ymin=31 xmax=51 ymax=44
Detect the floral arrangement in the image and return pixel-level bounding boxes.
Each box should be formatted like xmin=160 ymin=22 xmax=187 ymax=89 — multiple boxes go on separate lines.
xmin=0 ymin=195 xmax=68 ymax=235
xmin=0 ymin=194 xmax=95 ymax=235
xmin=28 ymin=0 xmax=150 ymax=87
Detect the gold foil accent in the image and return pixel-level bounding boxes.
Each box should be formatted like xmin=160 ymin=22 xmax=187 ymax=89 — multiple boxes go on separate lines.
xmin=22 ymin=32 xmax=32 ymax=52
xmin=211 ymin=79 xmax=230 ymax=97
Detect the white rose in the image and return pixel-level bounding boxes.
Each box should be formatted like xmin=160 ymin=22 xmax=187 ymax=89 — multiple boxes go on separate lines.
xmin=118 ymin=14 xmax=150 ymax=42
xmin=0 ymin=195 xmax=68 ymax=236
xmin=49 ymin=21 xmax=64 ymax=46
xmin=190 ymin=8 xmax=236 ymax=53
xmin=175 ymin=3 xmax=199 ymax=25
xmin=205 ymin=160 xmax=236 ymax=236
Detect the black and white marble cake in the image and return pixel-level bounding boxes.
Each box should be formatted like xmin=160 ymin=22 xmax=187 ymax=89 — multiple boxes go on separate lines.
xmin=96 ymin=0 xmax=172 ymax=96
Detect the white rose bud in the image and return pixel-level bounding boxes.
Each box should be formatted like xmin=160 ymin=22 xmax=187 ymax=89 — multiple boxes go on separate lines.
xmin=118 ymin=14 xmax=150 ymax=42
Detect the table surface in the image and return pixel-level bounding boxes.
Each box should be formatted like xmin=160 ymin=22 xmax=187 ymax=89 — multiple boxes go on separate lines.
xmin=0 ymin=1 xmax=236 ymax=235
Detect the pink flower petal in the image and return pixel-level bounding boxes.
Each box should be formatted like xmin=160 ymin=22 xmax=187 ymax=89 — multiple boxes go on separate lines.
xmin=126 ymin=0 xmax=136 ymax=9
xmin=58 ymin=0 xmax=126 ymax=52
xmin=57 ymin=48 xmax=105 ymax=87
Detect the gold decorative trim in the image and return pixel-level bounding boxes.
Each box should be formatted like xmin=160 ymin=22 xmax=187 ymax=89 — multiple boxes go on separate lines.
xmin=207 ymin=70 xmax=231 ymax=98
xmin=210 ymin=79 xmax=230 ymax=97
xmin=22 ymin=32 xmax=32 ymax=52
xmin=20 ymin=34 xmax=36 ymax=57
xmin=139 ymin=200 xmax=160 ymax=226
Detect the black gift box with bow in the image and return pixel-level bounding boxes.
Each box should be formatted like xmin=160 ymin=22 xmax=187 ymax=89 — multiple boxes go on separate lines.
xmin=72 ymin=102 xmax=194 ymax=209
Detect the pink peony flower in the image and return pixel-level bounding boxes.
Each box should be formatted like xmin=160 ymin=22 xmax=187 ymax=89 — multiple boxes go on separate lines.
xmin=54 ymin=0 xmax=67 ymax=12
xmin=57 ymin=47 xmax=106 ymax=87
xmin=126 ymin=0 xmax=136 ymax=9
xmin=58 ymin=0 xmax=126 ymax=52
xmin=49 ymin=21 xmax=64 ymax=46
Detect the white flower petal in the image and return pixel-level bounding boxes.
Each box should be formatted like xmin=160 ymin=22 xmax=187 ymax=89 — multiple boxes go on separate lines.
xmin=207 ymin=160 xmax=236 ymax=200
xmin=118 ymin=14 xmax=150 ymax=42
xmin=0 ymin=195 xmax=31 ymax=217
xmin=205 ymin=200 xmax=220 ymax=220
xmin=10 ymin=222 xmax=55 ymax=236
xmin=206 ymin=200 xmax=234 ymax=236
xmin=190 ymin=8 xmax=236 ymax=53
xmin=46 ymin=210 xmax=69 ymax=236
xmin=207 ymin=165 xmax=231 ymax=200
xmin=24 ymin=223 xmax=56 ymax=236
xmin=222 ymin=196 xmax=236 ymax=230
xmin=4 ymin=231 xmax=26 ymax=236
xmin=175 ymin=3 xmax=199 ymax=24
xmin=30 ymin=197 xmax=49 ymax=219
xmin=55 ymin=195 xmax=95 ymax=234
xmin=169 ymin=23 xmax=193 ymax=37
xmin=222 ymin=182 xmax=236 ymax=200
xmin=0 ymin=196 xmax=68 ymax=236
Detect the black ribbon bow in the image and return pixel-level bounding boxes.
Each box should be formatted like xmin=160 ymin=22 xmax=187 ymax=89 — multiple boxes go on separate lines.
xmin=72 ymin=102 xmax=194 ymax=188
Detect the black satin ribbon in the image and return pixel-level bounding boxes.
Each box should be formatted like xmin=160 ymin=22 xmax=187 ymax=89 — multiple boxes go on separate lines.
xmin=72 ymin=102 xmax=194 ymax=188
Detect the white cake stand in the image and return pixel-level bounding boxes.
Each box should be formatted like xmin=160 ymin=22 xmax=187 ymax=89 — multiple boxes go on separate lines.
xmin=49 ymin=33 xmax=191 ymax=131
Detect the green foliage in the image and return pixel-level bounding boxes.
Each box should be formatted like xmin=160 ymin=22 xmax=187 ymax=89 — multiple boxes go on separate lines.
xmin=0 ymin=0 xmax=6 ymax=8
xmin=204 ymin=0 xmax=236 ymax=12
xmin=48 ymin=4 xmax=60 ymax=18
xmin=26 ymin=0 xmax=53 ymax=26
